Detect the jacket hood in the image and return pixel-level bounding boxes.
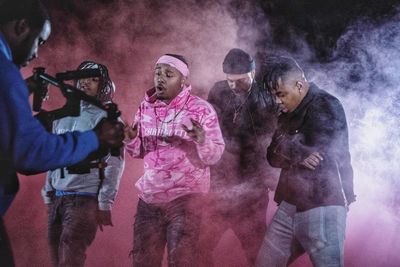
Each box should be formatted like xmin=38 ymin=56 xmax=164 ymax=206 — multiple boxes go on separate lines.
xmin=144 ymin=84 xmax=192 ymax=109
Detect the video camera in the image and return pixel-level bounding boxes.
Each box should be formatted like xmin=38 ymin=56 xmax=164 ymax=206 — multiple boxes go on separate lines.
xmin=29 ymin=67 xmax=122 ymax=176
xmin=30 ymin=67 xmax=120 ymax=130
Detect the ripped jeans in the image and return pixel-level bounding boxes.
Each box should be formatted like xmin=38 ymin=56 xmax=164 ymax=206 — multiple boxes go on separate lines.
xmin=132 ymin=194 xmax=203 ymax=267
xmin=48 ymin=195 xmax=98 ymax=267
xmin=256 ymin=201 xmax=347 ymax=267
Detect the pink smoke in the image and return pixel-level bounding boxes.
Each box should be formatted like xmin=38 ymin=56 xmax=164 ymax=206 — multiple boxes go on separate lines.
xmin=5 ymin=1 xmax=400 ymax=267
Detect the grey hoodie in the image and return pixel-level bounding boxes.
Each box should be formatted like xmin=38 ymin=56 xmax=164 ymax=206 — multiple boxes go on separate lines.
xmin=42 ymin=104 xmax=125 ymax=210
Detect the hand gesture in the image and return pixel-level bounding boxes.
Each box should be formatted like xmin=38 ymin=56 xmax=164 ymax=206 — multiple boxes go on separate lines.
xmin=97 ymin=210 xmax=113 ymax=232
xmin=182 ymin=118 xmax=205 ymax=143
xmin=124 ymin=122 xmax=138 ymax=141
xmin=300 ymin=152 xmax=323 ymax=170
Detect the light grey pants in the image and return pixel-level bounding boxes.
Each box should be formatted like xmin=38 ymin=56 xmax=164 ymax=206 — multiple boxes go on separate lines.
xmin=256 ymin=201 xmax=347 ymax=267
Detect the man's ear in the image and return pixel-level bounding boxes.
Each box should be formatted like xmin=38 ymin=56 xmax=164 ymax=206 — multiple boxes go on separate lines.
xmin=14 ymin=19 xmax=31 ymax=39
xmin=296 ymin=81 xmax=303 ymax=91
xmin=181 ymin=77 xmax=186 ymax=88
xmin=251 ymin=70 xmax=256 ymax=79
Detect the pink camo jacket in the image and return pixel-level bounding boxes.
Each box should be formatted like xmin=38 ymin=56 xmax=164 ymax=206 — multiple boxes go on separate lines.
xmin=125 ymin=85 xmax=225 ymax=203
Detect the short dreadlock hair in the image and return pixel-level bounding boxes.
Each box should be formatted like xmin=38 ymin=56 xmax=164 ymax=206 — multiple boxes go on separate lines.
xmin=261 ymin=56 xmax=304 ymax=93
xmin=77 ymin=60 xmax=115 ymax=103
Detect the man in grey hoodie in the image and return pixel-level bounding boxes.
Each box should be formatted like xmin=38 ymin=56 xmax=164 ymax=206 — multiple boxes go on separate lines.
xmin=42 ymin=61 xmax=125 ymax=267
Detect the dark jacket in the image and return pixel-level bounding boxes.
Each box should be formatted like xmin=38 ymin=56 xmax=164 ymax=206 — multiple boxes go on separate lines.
xmin=267 ymin=83 xmax=356 ymax=211
xmin=207 ymin=80 xmax=277 ymax=192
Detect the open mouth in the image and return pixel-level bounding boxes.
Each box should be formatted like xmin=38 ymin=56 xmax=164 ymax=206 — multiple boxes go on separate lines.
xmin=156 ymin=85 xmax=165 ymax=93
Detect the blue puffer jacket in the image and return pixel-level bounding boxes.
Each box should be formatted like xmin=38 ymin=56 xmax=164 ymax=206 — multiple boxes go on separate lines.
xmin=0 ymin=33 xmax=99 ymax=216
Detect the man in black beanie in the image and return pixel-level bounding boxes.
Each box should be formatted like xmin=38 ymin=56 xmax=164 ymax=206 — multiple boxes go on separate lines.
xmin=198 ymin=48 xmax=278 ymax=266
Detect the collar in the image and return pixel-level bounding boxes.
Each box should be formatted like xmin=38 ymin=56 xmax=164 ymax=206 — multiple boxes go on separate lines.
xmin=281 ymin=83 xmax=316 ymax=119
xmin=295 ymin=83 xmax=315 ymax=112
xmin=0 ymin=32 xmax=12 ymax=61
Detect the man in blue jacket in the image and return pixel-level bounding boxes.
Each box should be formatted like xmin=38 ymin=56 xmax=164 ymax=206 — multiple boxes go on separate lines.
xmin=0 ymin=1 xmax=124 ymax=265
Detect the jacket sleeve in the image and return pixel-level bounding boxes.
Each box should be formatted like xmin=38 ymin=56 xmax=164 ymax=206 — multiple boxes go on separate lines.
xmin=98 ymin=151 xmax=125 ymax=210
xmin=207 ymin=84 xmax=223 ymax=117
xmin=195 ymin=104 xmax=225 ymax=165
xmin=336 ymin=124 xmax=356 ymax=205
xmin=306 ymin=98 xmax=355 ymax=203
xmin=0 ymin=65 xmax=99 ymax=174
xmin=267 ymin=127 xmax=314 ymax=168
xmin=312 ymin=99 xmax=355 ymax=204
xmin=124 ymin=105 xmax=144 ymax=158
xmin=267 ymin=129 xmax=293 ymax=168
xmin=309 ymin=98 xmax=356 ymax=204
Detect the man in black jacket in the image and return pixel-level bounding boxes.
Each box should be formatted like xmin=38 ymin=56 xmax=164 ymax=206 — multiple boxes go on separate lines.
xmin=198 ymin=48 xmax=277 ymax=266
xmin=256 ymin=56 xmax=356 ymax=267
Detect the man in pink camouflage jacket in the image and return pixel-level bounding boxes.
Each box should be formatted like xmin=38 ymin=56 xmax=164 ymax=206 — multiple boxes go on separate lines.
xmin=124 ymin=54 xmax=225 ymax=267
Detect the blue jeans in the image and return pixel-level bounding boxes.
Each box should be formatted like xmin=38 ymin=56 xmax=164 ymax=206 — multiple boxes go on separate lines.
xmin=256 ymin=201 xmax=347 ymax=267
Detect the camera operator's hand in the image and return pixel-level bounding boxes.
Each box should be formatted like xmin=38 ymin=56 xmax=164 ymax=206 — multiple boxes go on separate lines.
xmin=94 ymin=118 xmax=125 ymax=149
xmin=25 ymin=75 xmax=49 ymax=97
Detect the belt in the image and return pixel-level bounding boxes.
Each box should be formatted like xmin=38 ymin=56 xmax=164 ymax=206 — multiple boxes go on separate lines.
xmin=55 ymin=190 xmax=97 ymax=197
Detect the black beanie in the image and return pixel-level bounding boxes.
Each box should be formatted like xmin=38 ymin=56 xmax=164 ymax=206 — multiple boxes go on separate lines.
xmin=222 ymin=48 xmax=255 ymax=74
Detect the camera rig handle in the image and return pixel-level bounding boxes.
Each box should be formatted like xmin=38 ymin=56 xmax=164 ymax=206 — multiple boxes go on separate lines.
xmin=32 ymin=67 xmax=121 ymax=131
